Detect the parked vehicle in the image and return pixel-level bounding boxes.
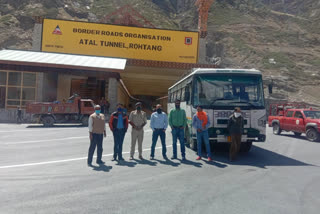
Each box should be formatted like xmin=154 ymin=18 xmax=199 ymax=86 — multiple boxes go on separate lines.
xmin=268 ymin=103 xmax=320 ymax=142
xmin=168 ymin=68 xmax=267 ymax=153
xmin=26 ymin=95 xmax=94 ymax=127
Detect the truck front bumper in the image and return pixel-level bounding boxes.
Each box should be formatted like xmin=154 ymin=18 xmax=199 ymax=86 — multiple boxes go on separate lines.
xmin=192 ymin=134 xmax=266 ymax=143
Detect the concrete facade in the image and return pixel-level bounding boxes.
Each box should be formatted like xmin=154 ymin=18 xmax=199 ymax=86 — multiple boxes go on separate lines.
xmin=30 ymin=21 xmax=123 ymax=112
xmin=57 ymin=74 xmax=87 ymax=101
xmin=198 ymin=38 xmax=207 ymax=64
xmin=31 ymin=23 xmax=42 ymax=51
xmin=108 ymin=78 xmax=118 ymax=113
xmin=33 ymin=23 xmax=44 ymax=103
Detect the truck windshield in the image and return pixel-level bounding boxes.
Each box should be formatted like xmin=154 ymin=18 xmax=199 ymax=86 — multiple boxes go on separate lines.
xmin=304 ymin=111 xmax=320 ymax=119
xmin=194 ymin=74 xmax=264 ymax=108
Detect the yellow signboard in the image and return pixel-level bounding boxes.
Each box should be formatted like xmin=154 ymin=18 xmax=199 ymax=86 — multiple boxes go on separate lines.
xmin=41 ymin=19 xmax=199 ymax=63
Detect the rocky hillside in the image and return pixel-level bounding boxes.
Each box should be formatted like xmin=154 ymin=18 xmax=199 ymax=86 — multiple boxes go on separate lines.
xmin=0 ymin=0 xmax=319 ymax=106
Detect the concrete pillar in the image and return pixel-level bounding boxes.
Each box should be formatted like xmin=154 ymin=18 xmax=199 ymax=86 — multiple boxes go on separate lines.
xmin=42 ymin=73 xmax=58 ymax=101
xmin=32 ymin=22 xmax=44 ymax=101
xmin=198 ymin=38 xmax=207 ymax=64
xmin=36 ymin=73 xmax=44 ymax=102
xmin=108 ymin=78 xmax=118 ymax=113
xmin=31 ymin=23 xmax=43 ymax=51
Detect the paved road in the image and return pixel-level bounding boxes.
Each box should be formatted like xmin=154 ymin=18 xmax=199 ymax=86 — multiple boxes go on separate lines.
xmin=0 ymin=123 xmax=319 ymax=214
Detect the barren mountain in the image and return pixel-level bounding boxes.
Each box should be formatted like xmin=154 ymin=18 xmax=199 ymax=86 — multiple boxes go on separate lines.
xmin=0 ymin=0 xmax=319 ymax=106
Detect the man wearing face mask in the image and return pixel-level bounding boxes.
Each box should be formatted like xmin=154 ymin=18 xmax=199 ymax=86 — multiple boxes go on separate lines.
xmin=169 ymin=99 xmax=187 ymax=160
xmin=227 ymin=107 xmax=244 ymax=161
xmin=88 ymin=105 xmax=107 ymax=166
xmin=129 ymin=102 xmax=147 ymax=160
xmin=193 ymin=105 xmax=212 ymax=161
xmin=150 ymin=104 xmax=168 ymax=160
xmin=109 ymin=103 xmax=129 ymax=161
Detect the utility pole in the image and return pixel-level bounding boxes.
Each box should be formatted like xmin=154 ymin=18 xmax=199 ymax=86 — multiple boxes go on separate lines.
xmin=195 ymin=0 xmax=215 ymax=64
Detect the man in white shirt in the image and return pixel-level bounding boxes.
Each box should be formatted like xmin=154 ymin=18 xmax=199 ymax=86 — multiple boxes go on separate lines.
xmin=88 ymin=105 xmax=106 ymax=166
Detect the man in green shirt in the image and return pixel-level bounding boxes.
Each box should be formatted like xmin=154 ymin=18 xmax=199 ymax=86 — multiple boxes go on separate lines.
xmin=169 ymin=99 xmax=187 ymax=160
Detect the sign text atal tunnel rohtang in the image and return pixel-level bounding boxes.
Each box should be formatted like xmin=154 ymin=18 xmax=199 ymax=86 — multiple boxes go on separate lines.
xmin=42 ymin=19 xmax=199 ymax=63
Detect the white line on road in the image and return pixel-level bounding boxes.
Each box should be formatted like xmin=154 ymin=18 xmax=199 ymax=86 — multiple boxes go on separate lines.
xmin=0 ymin=145 xmax=173 ymax=169
xmin=3 ymin=129 xmax=153 ymax=145
xmin=0 ymin=128 xmax=84 ymax=133
xmin=4 ymin=136 xmax=89 ymax=145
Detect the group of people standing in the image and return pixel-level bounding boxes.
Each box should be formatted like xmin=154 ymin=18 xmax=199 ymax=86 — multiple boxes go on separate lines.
xmin=87 ymin=99 xmax=244 ymax=166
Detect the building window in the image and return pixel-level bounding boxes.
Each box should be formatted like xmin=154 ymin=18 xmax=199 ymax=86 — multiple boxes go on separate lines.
xmin=0 ymin=86 xmax=5 ymax=108
xmin=23 ymin=73 xmax=36 ymax=87
xmin=7 ymin=87 xmax=21 ymax=99
xmin=8 ymin=72 xmax=21 ymax=86
xmin=0 ymin=71 xmax=7 ymax=85
xmin=22 ymin=88 xmax=36 ymax=100
xmin=0 ymin=71 xmax=6 ymax=108
xmin=0 ymin=71 xmax=37 ymax=109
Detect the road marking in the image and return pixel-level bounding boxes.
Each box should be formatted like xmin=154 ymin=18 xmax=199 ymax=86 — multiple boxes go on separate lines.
xmin=0 ymin=128 xmax=84 ymax=133
xmin=3 ymin=129 xmax=153 ymax=145
xmin=0 ymin=125 xmax=154 ymax=133
xmin=0 ymin=145 xmax=173 ymax=169
xmin=4 ymin=136 xmax=89 ymax=145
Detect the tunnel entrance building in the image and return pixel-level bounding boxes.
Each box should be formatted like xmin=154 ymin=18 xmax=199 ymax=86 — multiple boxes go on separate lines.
xmin=0 ymin=18 xmax=216 ymax=122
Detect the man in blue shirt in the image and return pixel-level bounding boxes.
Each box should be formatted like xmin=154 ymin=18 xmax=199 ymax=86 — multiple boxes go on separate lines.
xmin=192 ymin=105 xmax=212 ymax=161
xmin=150 ymin=104 xmax=168 ymax=160
xmin=109 ymin=103 xmax=129 ymax=161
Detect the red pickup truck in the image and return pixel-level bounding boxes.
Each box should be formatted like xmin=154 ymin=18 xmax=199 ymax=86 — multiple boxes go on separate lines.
xmin=268 ymin=103 xmax=320 ymax=142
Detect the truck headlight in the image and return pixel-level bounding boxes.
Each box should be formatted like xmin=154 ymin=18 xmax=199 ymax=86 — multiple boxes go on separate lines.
xmin=258 ymin=115 xmax=266 ymax=127
xmin=216 ymin=130 xmax=221 ymax=134
xmin=244 ymin=129 xmax=248 ymax=134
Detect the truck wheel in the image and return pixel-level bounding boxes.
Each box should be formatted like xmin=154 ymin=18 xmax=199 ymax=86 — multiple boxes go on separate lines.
xmin=306 ymin=128 xmax=320 ymax=142
xmin=272 ymin=123 xmax=281 ymax=135
xmin=41 ymin=116 xmax=54 ymax=127
xmin=240 ymin=141 xmax=252 ymax=153
xmin=81 ymin=116 xmax=89 ymax=126
xmin=294 ymin=132 xmax=302 ymax=137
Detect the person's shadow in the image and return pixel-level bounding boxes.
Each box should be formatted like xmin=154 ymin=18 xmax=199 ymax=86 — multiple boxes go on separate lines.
xmin=180 ymin=159 xmax=203 ymax=168
xmin=116 ymin=160 xmax=137 ymax=167
xmin=202 ymin=159 xmax=228 ymax=168
xmin=134 ymin=158 xmax=157 ymax=166
xmin=155 ymin=158 xmax=180 ymax=167
xmin=91 ymin=163 xmax=113 ymax=172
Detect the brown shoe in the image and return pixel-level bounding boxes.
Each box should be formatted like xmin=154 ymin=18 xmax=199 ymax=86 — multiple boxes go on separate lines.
xmin=139 ymin=155 xmax=144 ymax=160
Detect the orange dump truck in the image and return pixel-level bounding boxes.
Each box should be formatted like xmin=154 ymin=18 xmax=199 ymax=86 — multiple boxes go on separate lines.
xmin=26 ymin=95 xmax=95 ymax=127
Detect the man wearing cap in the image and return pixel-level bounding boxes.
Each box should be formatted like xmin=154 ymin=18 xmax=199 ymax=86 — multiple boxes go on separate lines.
xmin=88 ymin=105 xmax=106 ymax=166
xmin=109 ymin=103 xmax=129 ymax=161
xmin=129 ymin=102 xmax=147 ymax=160
xmin=169 ymin=99 xmax=187 ymax=160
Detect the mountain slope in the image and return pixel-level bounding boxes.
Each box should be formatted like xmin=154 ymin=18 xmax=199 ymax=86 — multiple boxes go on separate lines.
xmin=0 ymin=0 xmax=319 ymax=105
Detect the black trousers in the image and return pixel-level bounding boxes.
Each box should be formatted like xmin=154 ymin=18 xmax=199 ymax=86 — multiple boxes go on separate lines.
xmin=113 ymin=129 xmax=126 ymax=159
xmin=88 ymin=133 xmax=103 ymax=164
